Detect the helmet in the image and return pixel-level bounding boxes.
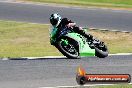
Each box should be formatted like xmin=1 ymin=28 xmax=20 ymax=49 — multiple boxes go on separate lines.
xmin=50 ymin=13 xmax=62 ymax=27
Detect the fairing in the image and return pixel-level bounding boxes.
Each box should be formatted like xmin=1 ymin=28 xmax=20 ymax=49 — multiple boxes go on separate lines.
xmin=65 ymin=33 xmax=95 ymax=56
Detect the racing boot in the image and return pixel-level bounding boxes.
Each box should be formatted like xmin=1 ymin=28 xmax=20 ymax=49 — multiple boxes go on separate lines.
xmin=83 ymin=33 xmax=95 ymax=48
xmin=73 ymin=27 xmax=94 ymax=47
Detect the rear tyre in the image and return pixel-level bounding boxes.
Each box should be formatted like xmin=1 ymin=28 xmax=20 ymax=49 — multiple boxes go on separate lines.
xmin=95 ymin=42 xmax=108 ymax=58
xmin=90 ymin=38 xmax=108 ymax=58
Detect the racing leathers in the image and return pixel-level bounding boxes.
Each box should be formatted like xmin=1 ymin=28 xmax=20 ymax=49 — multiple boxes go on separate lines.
xmin=50 ymin=18 xmax=93 ymax=45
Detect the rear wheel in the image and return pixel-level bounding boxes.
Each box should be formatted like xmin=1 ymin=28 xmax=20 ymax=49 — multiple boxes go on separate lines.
xmin=91 ymin=38 xmax=108 ymax=58
xmin=57 ymin=37 xmax=79 ymax=59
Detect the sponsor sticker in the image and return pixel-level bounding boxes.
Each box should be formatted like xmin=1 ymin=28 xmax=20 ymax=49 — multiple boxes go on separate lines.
xmin=76 ymin=66 xmax=131 ymax=85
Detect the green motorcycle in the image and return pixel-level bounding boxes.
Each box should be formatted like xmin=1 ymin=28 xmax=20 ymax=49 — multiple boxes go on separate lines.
xmin=50 ymin=27 xmax=108 ymax=59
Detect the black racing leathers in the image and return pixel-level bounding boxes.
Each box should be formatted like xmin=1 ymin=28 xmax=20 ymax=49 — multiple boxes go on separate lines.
xmin=57 ymin=18 xmax=93 ymax=40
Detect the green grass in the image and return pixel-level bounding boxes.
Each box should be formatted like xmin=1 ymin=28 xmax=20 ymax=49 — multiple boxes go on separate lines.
xmin=0 ymin=20 xmax=131 ymax=57
xmin=89 ymin=30 xmax=132 ymax=54
xmin=0 ymin=20 xmax=62 ymax=57
xmin=91 ymin=84 xmax=132 ymax=88
xmin=20 ymin=0 xmax=132 ymax=8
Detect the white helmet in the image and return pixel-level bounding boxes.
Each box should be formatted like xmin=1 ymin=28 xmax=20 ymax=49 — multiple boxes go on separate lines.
xmin=50 ymin=13 xmax=62 ymax=27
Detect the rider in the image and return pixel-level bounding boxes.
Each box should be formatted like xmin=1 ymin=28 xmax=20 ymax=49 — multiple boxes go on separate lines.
xmin=49 ymin=13 xmax=93 ymax=45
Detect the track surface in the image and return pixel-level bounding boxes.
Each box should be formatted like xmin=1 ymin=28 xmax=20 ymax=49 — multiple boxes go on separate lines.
xmin=0 ymin=55 xmax=132 ymax=88
xmin=0 ymin=1 xmax=132 ymax=31
xmin=0 ymin=1 xmax=132 ymax=88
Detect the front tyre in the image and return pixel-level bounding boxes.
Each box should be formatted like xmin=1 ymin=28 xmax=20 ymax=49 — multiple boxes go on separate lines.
xmin=57 ymin=38 xmax=80 ymax=59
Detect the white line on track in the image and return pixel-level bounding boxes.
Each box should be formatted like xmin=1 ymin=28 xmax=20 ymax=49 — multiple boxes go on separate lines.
xmin=1 ymin=53 xmax=132 ymax=60
xmin=24 ymin=53 xmax=132 ymax=59
xmin=39 ymin=83 xmax=132 ymax=88
xmin=109 ymin=53 xmax=132 ymax=56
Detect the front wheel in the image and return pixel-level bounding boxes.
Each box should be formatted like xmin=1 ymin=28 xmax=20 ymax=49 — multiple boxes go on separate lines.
xmin=57 ymin=38 xmax=80 ymax=59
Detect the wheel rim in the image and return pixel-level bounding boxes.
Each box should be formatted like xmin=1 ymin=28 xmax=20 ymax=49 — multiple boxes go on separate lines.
xmin=94 ymin=41 xmax=107 ymax=52
xmin=60 ymin=41 xmax=78 ymax=56
xmin=99 ymin=43 xmax=107 ymax=52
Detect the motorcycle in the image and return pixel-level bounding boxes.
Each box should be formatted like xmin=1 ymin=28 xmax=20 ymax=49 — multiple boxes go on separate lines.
xmin=50 ymin=27 xmax=108 ymax=59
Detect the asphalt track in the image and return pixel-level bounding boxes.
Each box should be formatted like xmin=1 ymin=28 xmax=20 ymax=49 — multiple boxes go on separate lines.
xmin=0 ymin=1 xmax=132 ymax=31
xmin=0 ymin=1 xmax=132 ymax=88
xmin=0 ymin=55 xmax=132 ymax=88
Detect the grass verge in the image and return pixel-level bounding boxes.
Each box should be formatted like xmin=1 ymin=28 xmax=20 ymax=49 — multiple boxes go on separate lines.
xmin=0 ymin=20 xmax=62 ymax=57
xmin=91 ymin=84 xmax=132 ymax=88
xmin=0 ymin=20 xmax=131 ymax=57
xmin=88 ymin=29 xmax=132 ymax=54
xmin=19 ymin=0 xmax=132 ymax=9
